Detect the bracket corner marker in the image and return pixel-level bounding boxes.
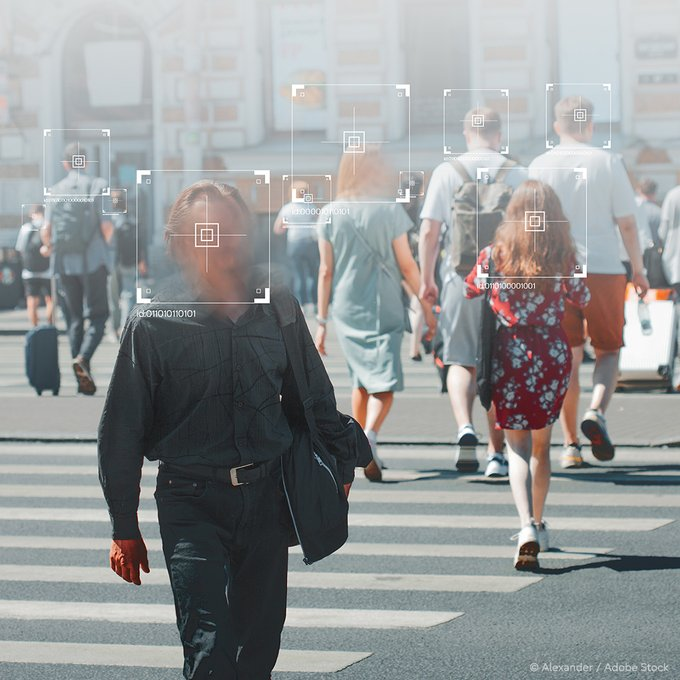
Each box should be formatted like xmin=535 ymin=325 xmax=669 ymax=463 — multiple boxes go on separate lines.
xmin=396 ymin=84 xmax=410 ymax=97
xmin=476 ymin=167 xmax=490 ymax=181
xmin=291 ymin=84 xmax=305 ymax=97
xmin=443 ymin=89 xmax=452 ymax=97
xmin=477 ymin=263 xmax=489 ymax=279
xmin=500 ymin=89 xmax=509 ymax=97
xmin=254 ymin=287 xmax=271 ymax=304
xmin=396 ymin=188 xmax=410 ymax=203
xmin=136 ymin=170 xmax=152 ymax=185
xmin=101 ymin=129 xmax=111 ymax=136
xmin=137 ymin=288 xmax=152 ymax=304
xmin=546 ymin=83 xmax=555 ymax=92
xmin=254 ymin=170 xmax=270 ymax=184
xmin=602 ymin=83 xmax=612 ymax=91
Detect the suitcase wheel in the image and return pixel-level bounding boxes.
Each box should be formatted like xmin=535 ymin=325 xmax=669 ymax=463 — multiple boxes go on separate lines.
xmin=52 ymin=389 xmax=59 ymax=396
xmin=36 ymin=389 xmax=42 ymax=396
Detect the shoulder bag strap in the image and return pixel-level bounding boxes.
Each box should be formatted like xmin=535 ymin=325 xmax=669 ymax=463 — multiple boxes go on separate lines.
xmin=493 ymin=159 xmax=517 ymax=185
xmin=280 ymin=321 xmax=320 ymax=440
xmin=449 ymin=158 xmax=472 ymax=184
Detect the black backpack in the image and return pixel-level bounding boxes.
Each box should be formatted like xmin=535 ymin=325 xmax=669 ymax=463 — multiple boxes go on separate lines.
xmin=22 ymin=227 xmax=50 ymax=274
xmin=50 ymin=175 xmax=99 ymax=256
xmin=114 ymin=217 xmax=137 ymax=267
xmin=449 ymin=159 xmax=516 ymax=273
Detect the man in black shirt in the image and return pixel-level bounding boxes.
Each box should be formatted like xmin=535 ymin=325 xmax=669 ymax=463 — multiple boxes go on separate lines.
xmin=98 ymin=181 xmax=355 ymax=680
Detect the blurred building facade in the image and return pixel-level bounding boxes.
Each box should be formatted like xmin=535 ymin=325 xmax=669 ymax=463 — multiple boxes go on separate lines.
xmin=1 ymin=0 xmax=679 ymax=232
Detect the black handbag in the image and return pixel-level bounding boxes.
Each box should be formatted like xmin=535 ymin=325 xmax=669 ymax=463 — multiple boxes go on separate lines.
xmin=278 ymin=318 xmax=370 ymax=565
xmin=477 ymin=255 xmax=498 ymax=411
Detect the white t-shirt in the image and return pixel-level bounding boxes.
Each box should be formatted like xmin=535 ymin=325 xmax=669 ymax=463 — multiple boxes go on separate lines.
xmin=420 ymin=150 xmax=528 ymax=225
xmin=276 ymin=202 xmax=318 ymax=243
xmin=529 ymin=143 xmax=637 ymax=275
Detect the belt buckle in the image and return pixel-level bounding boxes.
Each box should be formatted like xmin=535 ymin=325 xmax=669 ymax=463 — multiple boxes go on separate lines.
xmin=229 ymin=463 xmax=254 ymax=487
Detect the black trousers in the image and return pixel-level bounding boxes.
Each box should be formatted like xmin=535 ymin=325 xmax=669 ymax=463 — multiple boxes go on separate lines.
xmin=155 ymin=464 xmax=290 ymax=680
xmin=59 ymin=265 xmax=109 ymax=361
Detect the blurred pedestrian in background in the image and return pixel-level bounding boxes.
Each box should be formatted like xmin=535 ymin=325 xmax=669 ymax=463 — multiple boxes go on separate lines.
xmin=316 ymin=147 xmax=436 ymax=482
xmin=15 ymin=204 xmax=53 ymax=326
xmin=274 ymin=181 xmax=319 ymax=316
xmin=465 ymin=181 xmax=590 ymax=570
xmin=43 ymin=143 xmax=111 ymax=395
xmin=106 ymin=190 xmax=146 ymax=340
xmin=530 ymin=96 xmax=649 ymax=468
xmin=419 ymin=107 xmax=526 ymax=477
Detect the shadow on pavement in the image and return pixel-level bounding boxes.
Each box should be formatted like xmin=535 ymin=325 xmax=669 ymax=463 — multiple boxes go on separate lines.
xmin=536 ymin=554 xmax=680 ymax=575
xmin=552 ymin=464 xmax=680 ymax=486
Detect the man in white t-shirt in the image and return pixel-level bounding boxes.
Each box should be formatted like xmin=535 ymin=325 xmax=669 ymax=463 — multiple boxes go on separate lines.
xmin=419 ymin=107 xmax=527 ymax=477
xmin=529 ymin=96 xmax=649 ymax=468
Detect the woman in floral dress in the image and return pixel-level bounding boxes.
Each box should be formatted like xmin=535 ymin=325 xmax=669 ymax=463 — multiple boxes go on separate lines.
xmin=466 ymin=180 xmax=590 ymax=570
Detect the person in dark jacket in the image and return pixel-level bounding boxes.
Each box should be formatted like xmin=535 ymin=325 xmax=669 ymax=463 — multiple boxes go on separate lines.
xmin=98 ymin=180 xmax=355 ymax=680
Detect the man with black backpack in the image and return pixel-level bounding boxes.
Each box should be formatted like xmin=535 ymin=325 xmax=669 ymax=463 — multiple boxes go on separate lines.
xmin=419 ymin=107 xmax=527 ymax=476
xmin=43 ymin=143 xmax=111 ymax=395
xmin=15 ymin=205 xmax=53 ymax=326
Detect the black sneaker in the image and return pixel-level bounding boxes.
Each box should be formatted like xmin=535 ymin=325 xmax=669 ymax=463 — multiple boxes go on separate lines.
xmin=73 ymin=357 xmax=96 ymax=396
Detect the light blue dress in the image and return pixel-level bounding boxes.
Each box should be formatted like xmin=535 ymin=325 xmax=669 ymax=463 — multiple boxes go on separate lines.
xmin=318 ymin=201 xmax=412 ymax=393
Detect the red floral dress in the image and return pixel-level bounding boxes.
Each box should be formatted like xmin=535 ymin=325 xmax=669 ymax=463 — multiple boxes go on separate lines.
xmin=465 ymin=248 xmax=590 ymax=430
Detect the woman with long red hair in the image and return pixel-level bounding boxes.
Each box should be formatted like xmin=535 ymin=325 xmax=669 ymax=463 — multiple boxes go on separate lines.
xmin=466 ymin=180 xmax=590 ymax=570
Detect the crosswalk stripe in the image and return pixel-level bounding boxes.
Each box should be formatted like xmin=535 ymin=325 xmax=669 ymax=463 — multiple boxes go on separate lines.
xmin=0 ymin=600 xmax=462 ymax=629
xmin=2 ymin=483 xmax=680 ymax=508
xmin=0 ymin=535 xmax=611 ymax=561
xmin=0 ymin=506 xmax=670 ymax=531
xmin=0 ymin=640 xmax=371 ymax=672
xmin=0 ymin=565 xmax=541 ymax=592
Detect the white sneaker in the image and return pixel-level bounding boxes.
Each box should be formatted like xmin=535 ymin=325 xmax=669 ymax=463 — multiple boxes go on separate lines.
xmin=534 ymin=520 xmax=550 ymax=552
xmin=484 ymin=453 xmax=508 ymax=478
xmin=560 ymin=443 xmax=583 ymax=469
xmin=455 ymin=424 xmax=479 ymax=472
xmin=512 ymin=524 xmax=540 ymax=571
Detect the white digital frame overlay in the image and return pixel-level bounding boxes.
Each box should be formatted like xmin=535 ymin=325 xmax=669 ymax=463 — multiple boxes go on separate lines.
xmin=545 ymin=83 xmax=612 ymax=150
xmin=290 ymin=83 xmax=412 ymax=204
xmin=476 ymin=167 xmax=587 ymax=279
xmin=443 ymin=89 xmax=510 ymax=157
xmin=43 ymin=129 xmax=111 ymax=197
xmin=102 ymin=189 xmax=128 ymax=215
xmin=281 ymin=174 xmax=333 ymax=228
xmin=135 ymin=169 xmax=271 ymax=305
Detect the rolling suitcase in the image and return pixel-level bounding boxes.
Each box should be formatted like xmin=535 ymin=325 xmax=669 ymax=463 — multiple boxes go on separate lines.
xmin=25 ymin=324 xmax=60 ymax=396
xmin=618 ymin=289 xmax=677 ymax=392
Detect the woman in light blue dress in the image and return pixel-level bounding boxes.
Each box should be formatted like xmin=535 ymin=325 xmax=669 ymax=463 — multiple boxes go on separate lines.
xmin=316 ymin=148 xmax=435 ymax=481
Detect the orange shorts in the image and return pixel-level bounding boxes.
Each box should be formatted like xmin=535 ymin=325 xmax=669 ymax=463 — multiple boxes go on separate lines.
xmin=562 ymin=274 xmax=627 ymax=351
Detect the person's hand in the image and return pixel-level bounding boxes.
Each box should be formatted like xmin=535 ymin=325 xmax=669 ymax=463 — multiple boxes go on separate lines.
xmin=315 ymin=324 xmax=327 ymax=356
xmin=632 ymin=269 xmax=650 ymax=298
xmin=138 ymin=260 xmax=148 ymax=278
xmin=39 ymin=244 xmax=51 ymax=258
xmin=419 ymin=280 xmax=439 ymax=306
xmin=110 ymin=538 xmax=150 ymax=586
xmin=422 ymin=303 xmax=437 ymax=342
xmin=343 ymin=483 xmax=351 ymax=498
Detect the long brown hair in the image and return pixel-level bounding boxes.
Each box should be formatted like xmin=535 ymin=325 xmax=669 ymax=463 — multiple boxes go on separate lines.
xmin=336 ymin=145 xmax=396 ymax=200
xmin=493 ymin=180 xmax=577 ymax=283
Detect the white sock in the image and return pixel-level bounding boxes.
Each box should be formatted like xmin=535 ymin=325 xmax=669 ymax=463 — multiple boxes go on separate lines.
xmin=364 ymin=429 xmax=383 ymax=467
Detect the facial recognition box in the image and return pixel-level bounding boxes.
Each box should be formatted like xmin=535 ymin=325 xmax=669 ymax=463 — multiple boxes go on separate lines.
xmin=102 ymin=189 xmax=128 ymax=215
xmin=43 ymin=129 xmax=111 ymax=196
xmin=443 ymin=89 xmax=510 ymax=157
xmin=545 ymin=83 xmax=612 ymax=150
xmin=477 ymin=167 xmax=587 ymax=280
xmin=281 ymin=174 xmax=333 ymax=227
xmin=290 ymin=83 xmax=412 ymax=203
xmin=136 ymin=169 xmax=271 ymax=305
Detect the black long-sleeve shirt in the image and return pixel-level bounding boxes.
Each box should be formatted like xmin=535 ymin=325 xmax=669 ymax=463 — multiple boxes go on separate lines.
xmin=98 ymin=287 xmax=356 ymax=540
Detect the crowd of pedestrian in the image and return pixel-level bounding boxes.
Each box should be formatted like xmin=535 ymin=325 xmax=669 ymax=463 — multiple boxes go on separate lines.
xmin=87 ymin=94 xmax=680 ymax=680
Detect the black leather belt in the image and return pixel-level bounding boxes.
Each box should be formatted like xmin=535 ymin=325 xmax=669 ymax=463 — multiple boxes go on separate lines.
xmin=160 ymin=458 xmax=279 ymax=487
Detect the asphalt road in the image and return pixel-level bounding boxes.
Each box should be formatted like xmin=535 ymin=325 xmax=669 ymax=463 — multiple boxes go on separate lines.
xmin=0 ymin=441 xmax=678 ymax=680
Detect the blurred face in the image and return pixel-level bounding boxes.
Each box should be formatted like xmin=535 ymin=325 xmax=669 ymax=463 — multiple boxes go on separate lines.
xmin=172 ymin=197 xmax=253 ymax=297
